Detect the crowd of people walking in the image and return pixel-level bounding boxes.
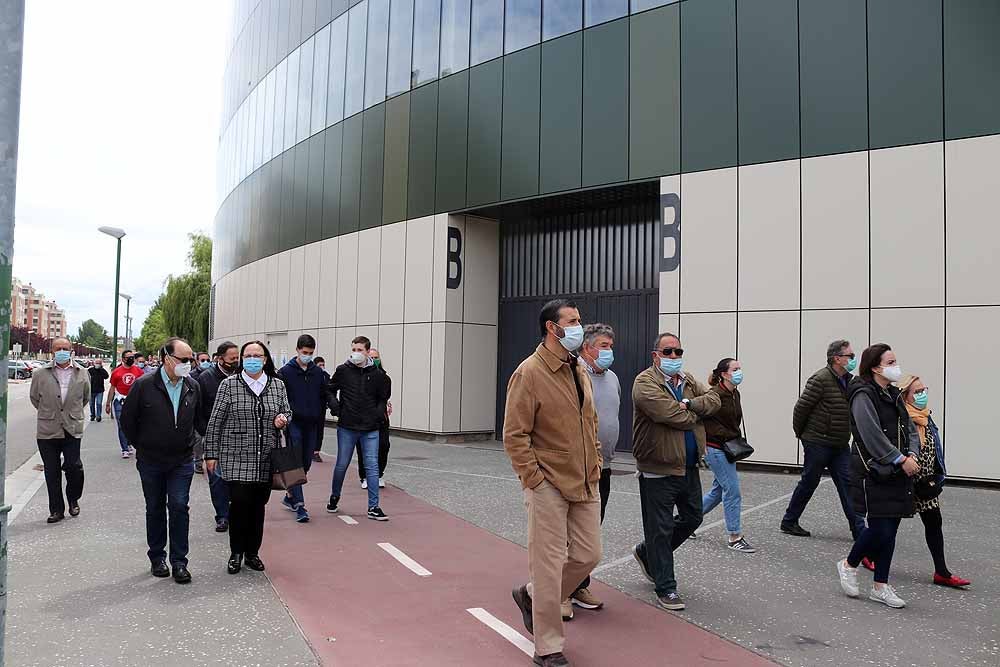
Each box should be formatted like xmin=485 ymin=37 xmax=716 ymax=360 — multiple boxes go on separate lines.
xmin=502 ymin=299 xmax=969 ymax=667
xmin=27 ymin=300 xmax=971 ymax=667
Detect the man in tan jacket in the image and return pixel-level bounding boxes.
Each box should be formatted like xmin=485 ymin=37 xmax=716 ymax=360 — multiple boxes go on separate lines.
xmin=631 ymin=332 xmax=720 ymax=611
xmin=504 ymin=299 xmax=602 ymax=667
xmin=29 ymin=337 xmax=91 ymax=523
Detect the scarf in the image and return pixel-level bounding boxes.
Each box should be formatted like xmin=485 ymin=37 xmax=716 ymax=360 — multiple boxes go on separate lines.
xmin=905 ymin=402 xmax=930 ymax=449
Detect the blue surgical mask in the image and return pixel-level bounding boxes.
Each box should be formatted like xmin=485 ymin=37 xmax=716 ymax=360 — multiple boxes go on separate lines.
xmin=54 ymin=350 xmax=71 ymax=365
xmin=913 ymin=390 xmax=928 ymax=410
xmin=595 ymin=349 xmax=614 ymax=370
xmin=243 ymin=358 xmax=265 ymax=374
xmin=660 ymin=357 xmax=683 ymax=376
xmin=730 ymin=369 xmax=744 ymax=386
xmin=558 ymin=324 xmax=584 ymax=352
xmin=298 ymin=353 xmax=314 ymax=365
xmin=846 ymin=357 xmax=858 ymax=373
xmin=137 ymin=362 xmax=146 ymax=369
xmin=199 ymin=361 xmax=212 ymax=370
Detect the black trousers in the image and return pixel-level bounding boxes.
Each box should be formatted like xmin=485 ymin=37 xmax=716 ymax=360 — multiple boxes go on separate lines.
xmin=637 ymin=468 xmax=703 ymax=596
xmin=227 ymin=481 xmax=271 ymax=557
xmin=357 ymin=426 xmax=390 ymax=480
xmin=315 ymin=421 xmax=326 ymax=452
xmin=37 ymin=435 xmax=84 ymax=515
xmin=575 ymin=468 xmax=613 ymax=593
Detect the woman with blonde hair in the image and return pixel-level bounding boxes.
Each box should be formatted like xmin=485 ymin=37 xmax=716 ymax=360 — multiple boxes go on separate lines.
xmin=892 ymin=374 xmax=969 ymax=588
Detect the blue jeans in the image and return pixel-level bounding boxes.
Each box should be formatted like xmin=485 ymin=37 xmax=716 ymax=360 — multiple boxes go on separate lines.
xmin=702 ymin=447 xmax=742 ymax=534
xmin=112 ymin=398 xmax=129 ymax=452
xmin=783 ymin=441 xmax=866 ymax=538
xmin=90 ymin=392 xmax=104 ymax=419
xmin=848 ymin=516 xmax=902 ymax=584
xmin=331 ymin=427 xmax=380 ymax=509
xmin=207 ymin=462 xmax=230 ymax=522
xmin=136 ymin=459 xmax=194 ymax=567
xmin=286 ymin=420 xmax=320 ymax=507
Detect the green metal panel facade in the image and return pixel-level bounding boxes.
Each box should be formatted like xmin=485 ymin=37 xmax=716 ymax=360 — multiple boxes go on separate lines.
xmin=214 ymin=0 xmax=1000 ymax=277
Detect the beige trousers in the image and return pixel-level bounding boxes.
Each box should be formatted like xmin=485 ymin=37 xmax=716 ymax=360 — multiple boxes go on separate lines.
xmin=524 ymin=479 xmax=602 ymax=656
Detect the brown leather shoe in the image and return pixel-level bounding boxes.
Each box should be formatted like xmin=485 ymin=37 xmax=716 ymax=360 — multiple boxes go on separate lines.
xmin=533 ymin=653 xmax=570 ymax=666
xmin=68 ymin=503 xmax=80 ymax=517
xmin=511 ymin=585 xmax=533 ymax=635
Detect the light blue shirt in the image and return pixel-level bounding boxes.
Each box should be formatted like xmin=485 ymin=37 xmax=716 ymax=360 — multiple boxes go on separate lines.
xmin=160 ymin=367 xmax=183 ymax=422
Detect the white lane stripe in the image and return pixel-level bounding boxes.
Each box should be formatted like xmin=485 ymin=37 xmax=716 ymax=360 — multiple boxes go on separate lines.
xmin=467 ymin=608 xmax=533 ymax=657
xmin=590 ymin=478 xmax=830 ymax=576
xmin=339 ymin=515 xmax=359 ymax=525
xmin=377 ymin=542 xmax=432 ymax=576
xmin=389 ymin=462 xmax=641 ymax=495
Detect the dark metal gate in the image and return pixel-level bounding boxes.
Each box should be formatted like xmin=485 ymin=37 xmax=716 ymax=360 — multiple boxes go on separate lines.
xmin=494 ymin=183 xmax=660 ymax=452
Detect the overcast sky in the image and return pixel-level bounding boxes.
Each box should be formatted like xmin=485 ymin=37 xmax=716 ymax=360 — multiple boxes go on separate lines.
xmin=13 ymin=1 xmax=230 ymax=339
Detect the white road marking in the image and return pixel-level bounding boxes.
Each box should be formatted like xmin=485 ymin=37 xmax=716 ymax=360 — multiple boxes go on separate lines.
xmin=590 ymin=478 xmax=830 ymax=576
xmin=377 ymin=542 xmax=432 ymax=576
xmin=467 ymin=608 xmax=534 ymax=657
xmin=339 ymin=515 xmax=359 ymax=525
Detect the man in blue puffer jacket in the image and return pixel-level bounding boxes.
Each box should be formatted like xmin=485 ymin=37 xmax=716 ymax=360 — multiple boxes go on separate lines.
xmin=277 ymin=334 xmax=329 ymax=523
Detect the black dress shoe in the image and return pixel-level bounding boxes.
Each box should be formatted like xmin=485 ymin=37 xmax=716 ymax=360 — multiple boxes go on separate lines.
xmin=46 ymin=512 xmax=64 ymax=524
xmin=512 ymin=585 xmax=534 ymax=635
xmin=215 ymin=518 xmax=229 ymax=533
xmin=780 ymin=521 xmax=811 ymax=537
xmin=96 ymin=417 xmax=102 ymax=422
xmin=533 ymin=652 xmax=570 ymax=666
xmin=227 ymin=553 xmax=243 ymax=574
xmin=244 ymin=555 xmax=266 ymax=571
xmin=68 ymin=503 xmax=80 ymax=517
xmin=172 ymin=565 xmax=192 ymax=584
xmin=151 ymin=560 xmax=170 ymax=577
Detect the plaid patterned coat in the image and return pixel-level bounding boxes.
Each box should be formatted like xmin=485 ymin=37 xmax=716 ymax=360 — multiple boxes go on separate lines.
xmin=203 ymin=374 xmax=292 ymax=483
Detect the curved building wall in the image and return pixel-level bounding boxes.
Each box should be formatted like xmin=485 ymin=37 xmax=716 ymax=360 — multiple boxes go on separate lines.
xmin=213 ymin=0 xmax=1000 ymax=480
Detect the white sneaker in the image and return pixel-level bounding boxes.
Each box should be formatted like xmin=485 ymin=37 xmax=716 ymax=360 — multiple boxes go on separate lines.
xmin=378 ymin=478 xmax=385 ymax=488
xmin=121 ymin=451 xmax=130 ymax=459
xmin=361 ymin=479 xmax=368 ymax=489
xmin=837 ymin=559 xmax=859 ymax=598
xmin=869 ymin=584 xmax=906 ymax=608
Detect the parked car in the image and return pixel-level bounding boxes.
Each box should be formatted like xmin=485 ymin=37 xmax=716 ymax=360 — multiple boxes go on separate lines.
xmin=8 ymin=360 xmax=33 ymax=380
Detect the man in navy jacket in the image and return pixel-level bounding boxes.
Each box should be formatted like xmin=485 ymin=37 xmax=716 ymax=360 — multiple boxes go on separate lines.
xmin=277 ymin=334 xmax=328 ymax=523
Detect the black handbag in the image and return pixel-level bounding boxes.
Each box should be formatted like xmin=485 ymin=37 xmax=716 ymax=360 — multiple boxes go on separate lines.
xmin=721 ymin=416 xmax=754 ymax=463
xmin=269 ymin=431 xmax=307 ymax=490
xmin=914 ymin=476 xmax=943 ymax=501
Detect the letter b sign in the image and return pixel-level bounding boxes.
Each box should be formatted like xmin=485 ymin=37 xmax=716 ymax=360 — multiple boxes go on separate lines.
xmin=446 ymin=226 xmax=463 ymax=290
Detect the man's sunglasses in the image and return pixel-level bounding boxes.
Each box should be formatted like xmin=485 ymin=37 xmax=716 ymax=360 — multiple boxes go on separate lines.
xmin=655 ymin=347 xmax=684 ymax=357
xmin=836 ymin=353 xmax=856 ymax=360
xmin=170 ymin=353 xmax=196 ymax=365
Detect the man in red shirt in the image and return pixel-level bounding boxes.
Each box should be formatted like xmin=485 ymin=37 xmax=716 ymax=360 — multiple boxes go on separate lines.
xmin=105 ymin=350 xmax=144 ymax=458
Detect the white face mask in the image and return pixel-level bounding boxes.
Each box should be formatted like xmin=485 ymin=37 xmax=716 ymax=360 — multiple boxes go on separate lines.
xmin=349 ymin=351 xmax=367 ymax=366
xmin=557 ymin=324 xmax=584 ymax=352
xmin=173 ymin=362 xmax=192 ymax=378
xmin=880 ymin=364 xmax=903 ymax=383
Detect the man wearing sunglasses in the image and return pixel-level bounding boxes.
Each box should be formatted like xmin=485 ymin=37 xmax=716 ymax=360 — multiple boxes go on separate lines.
xmin=119 ymin=337 xmax=203 ymax=584
xmin=782 ymin=339 xmax=866 ymax=540
xmin=631 ymin=333 xmax=720 ymax=611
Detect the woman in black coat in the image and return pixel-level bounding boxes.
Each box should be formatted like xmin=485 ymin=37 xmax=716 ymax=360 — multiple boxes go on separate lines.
xmin=204 ymin=341 xmax=291 ymax=574
xmin=836 ymin=343 xmax=920 ymax=609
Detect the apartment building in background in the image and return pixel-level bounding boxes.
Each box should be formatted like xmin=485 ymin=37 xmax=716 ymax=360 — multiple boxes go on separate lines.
xmin=11 ymin=277 xmax=68 ymax=339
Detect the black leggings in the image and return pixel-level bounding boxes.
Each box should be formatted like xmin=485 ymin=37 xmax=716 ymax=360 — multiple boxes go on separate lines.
xmin=227 ymin=481 xmax=270 ymax=557
xmin=920 ymin=507 xmax=950 ymax=578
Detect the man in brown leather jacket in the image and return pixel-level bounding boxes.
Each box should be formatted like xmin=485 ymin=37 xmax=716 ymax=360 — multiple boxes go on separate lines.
xmin=504 ymin=299 xmax=602 ymax=667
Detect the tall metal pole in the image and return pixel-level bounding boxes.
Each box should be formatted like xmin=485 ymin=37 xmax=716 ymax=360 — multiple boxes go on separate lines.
xmin=111 ymin=238 xmax=121 ymax=364
xmin=123 ymin=296 xmax=130 ymax=350
xmin=0 ymin=1 xmax=26 ymax=660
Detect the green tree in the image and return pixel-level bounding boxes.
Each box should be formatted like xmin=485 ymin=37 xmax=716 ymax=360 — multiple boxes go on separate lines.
xmin=137 ymin=233 xmax=212 ymax=353
xmin=133 ymin=300 xmax=170 ymax=355
xmin=75 ymin=319 xmax=112 ymax=352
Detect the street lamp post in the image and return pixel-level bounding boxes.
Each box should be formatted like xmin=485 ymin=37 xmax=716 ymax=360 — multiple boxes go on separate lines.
xmin=25 ymin=328 xmax=34 ymax=357
xmin=119 ymin=293 xmax=132 ymax=351
xmin=98 ymin=227 xmax=126 ymax=366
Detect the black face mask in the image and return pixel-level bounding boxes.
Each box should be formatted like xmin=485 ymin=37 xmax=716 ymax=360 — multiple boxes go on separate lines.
xmin=123 ymin=358 xmax=134 ymax=367
xmin=221 ymin=360 xmax=238 ymax=373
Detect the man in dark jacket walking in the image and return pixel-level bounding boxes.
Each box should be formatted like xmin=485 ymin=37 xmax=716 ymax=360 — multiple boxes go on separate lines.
xmin=87 ymin=359 xmax=109 ymax=422
xmin=195 ymin=341 xmax=239 ymax=532
xmin=781 ymin=339 xmax=866 ymax=539
xmin=278 ymin=334 xmax=328 ymax=523
xmin=325 ymin=335 xmax=391 ymax=521
xmin=120 ymin=337 xmax=201 ymax=584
